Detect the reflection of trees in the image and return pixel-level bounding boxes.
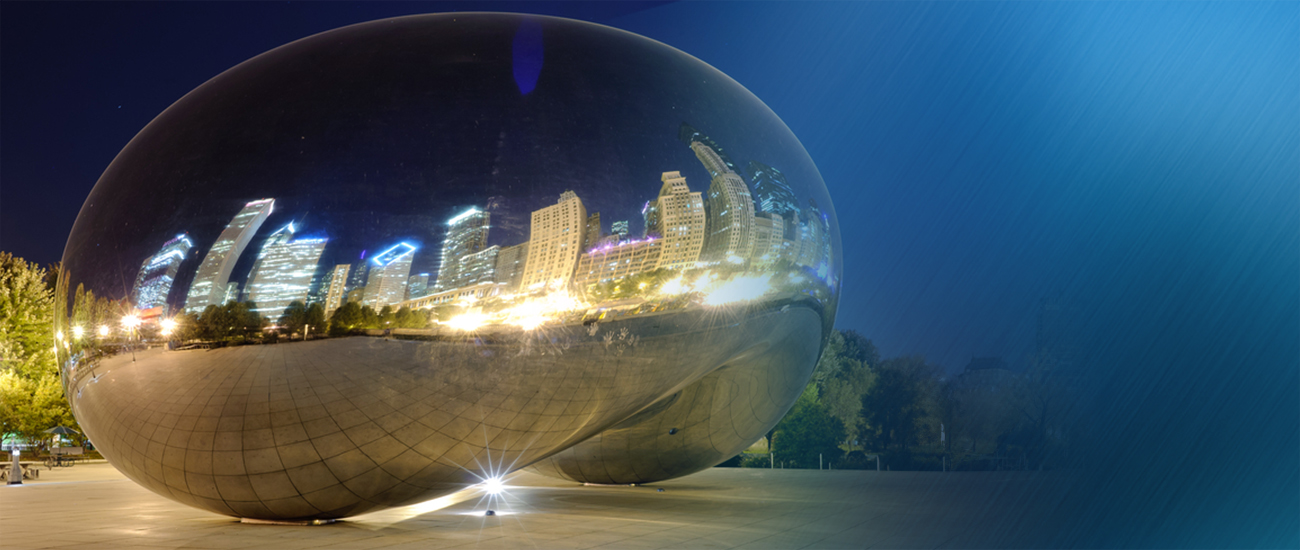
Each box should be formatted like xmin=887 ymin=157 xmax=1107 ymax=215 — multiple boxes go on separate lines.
xmin=1 ymin=254 xmax=76 ymax=447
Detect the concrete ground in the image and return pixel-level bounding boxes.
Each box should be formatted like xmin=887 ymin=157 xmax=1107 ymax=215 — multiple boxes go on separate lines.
xmin=0 ymin=462 xmax=1086 ymax=549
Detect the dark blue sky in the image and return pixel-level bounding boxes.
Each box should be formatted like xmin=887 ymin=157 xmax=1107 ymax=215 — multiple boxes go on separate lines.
xmin=2 ymin=3 xmax=1296 ymax=544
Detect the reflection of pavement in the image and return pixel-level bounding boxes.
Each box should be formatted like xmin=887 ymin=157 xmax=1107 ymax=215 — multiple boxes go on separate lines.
xmin=0 ymin=462 xmax=1084 ymax=549
xmin=74 ymin=300 xmax=824 ymax=519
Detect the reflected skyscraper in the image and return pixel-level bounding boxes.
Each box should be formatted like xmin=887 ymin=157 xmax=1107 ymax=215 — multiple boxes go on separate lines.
xmin=575 ymin=237 xmax=662 ymax=287
xmin=646 ymin=171 xmax=706 ymax=271
xmin=434 ymin=208 xmax=489 ymax=292
xmin=183 ymin=199 xmax=274 ymax=312
xmin=692 ymin=141 xmax=756 ymax=264
xmin=610 ymin=220 xmax=629 ymax=240
xmin=323 ymin=264 xmax=351 ymax=315
xmin=747 ymin=161 xmax=799 ymax=232
xmin=521 ymin=191 xmax=587 ymax=291
xmin=406 ymin=273 xmax=429 ymax=300
xmin=494 ymin=242 xmax=529 ymax=291
xmin=244 ymin=223 xmax=328 ymax=319
xmin=132 ymin=233 xmax=194 ymax=312
xmin=750 ymin=212 xmax=784 ymax=269
xmin=364 ymin=242 xmax=417 ymax=307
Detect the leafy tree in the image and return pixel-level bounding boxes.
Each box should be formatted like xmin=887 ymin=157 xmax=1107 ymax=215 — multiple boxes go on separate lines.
xmin=329 ymin=302 xmax=364 ymax=335
xmin=862 ymin=355 xmax=941 ymax=451
xmin=393 ymin=306 xmax=427 ymax=329
xmin=810 ymin=330 xmax=876 ymax=450
xmin=377 ymin=305 xmax=395 ymax=327
xmin=773 ymin=384 xmax=845 ymax=468
xmin=278 ymin=301 xmax=308 ymax=334
xmin=0 ymin=253 xmax=74 ymax=446
xmin=303 ymin=303 xmax=327 ymax=335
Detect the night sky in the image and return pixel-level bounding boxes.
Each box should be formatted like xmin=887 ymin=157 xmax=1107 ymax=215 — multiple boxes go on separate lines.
xmin=2 ymin=2 xmax=1296 ymax=545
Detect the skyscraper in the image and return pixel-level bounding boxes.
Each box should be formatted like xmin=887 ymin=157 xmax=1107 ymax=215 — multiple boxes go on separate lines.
xmin=749 ymin=212 xmax=784 ymax=269
xmin=184 ymin=198 xmax=274 ymax=312
xmin=647 ymin=171 xmax=706 ymax=271
xmin=574 ymin=238 xmax=663 ymax=288
xmin=610 ymin=220 xmax=629 ymax=240
xmin=244 ymin=223 xmax=328 ymax=319
xmin=434 ymin=207 xmax=489 ymax=292
xmin=323 ymin=264 xmax=351 ymax=316
xmin=586 ymin=213 xmax=602 ymax=250
xmin=679 ymin=123 xmax=738 ymax=174
xmin=494 ymin=242 xmax=530 ymax=292
xmin=132 ymin=233 xmax=194 ymax=312
xmin=521 ymin=190 xmax=587 ymax=292
xmin=692 ymin=141 xmax=756 ymax=264
xmin=747 ymin=161 xmax=799 ymax=234
xmin=458 ymin=246 xmax=499 ymax=287
xmin=406 ymin=273 xmax=429 ymax=300
xmin=364 ymin=242 xmax=417 ymax=308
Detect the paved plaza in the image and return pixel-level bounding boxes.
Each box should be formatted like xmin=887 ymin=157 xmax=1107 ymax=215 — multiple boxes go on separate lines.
xmin=1 ymin=462 xmax=1084 ymax=549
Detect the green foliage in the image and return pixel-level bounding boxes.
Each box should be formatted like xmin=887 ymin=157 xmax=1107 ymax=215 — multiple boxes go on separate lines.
xmin=195 ymin=301 xmax=265 ymax=341
xmin=862 ymin=355 xmax=941 ymax=451
xmin=377 ymin=305 xmax=395 ymax=327
xmin=773 ymin=384 xmax=845 ymax=468
xmin=393 ymin=306 xmax=428 ymax=329
xmin=810 ymin=330 xmax=877 ymax=448
xmin=329 ymin=302 xmax=363 ymax=335
xmin=0 ymin=253 xmax=75 ymax=444
xmin=278 ymin=301 xmax=308 ymax=334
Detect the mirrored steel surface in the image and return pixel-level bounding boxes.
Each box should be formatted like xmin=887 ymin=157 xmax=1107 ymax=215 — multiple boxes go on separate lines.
xmin=56 ymin=13 xmax=840 ymax=520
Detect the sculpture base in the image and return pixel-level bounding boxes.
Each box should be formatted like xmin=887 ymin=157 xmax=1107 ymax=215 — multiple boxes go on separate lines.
xmin=239 ymin=518 xmax=336 ymax=526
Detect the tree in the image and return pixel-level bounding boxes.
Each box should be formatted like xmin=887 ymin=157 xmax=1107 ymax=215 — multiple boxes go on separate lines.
xmin=809 ymin=330 xmax=876 ymax=450
xmin=329 ymin=302 xmax=368 ymax=335
xmin=393 ymin=306 xmax=427 ymax=329
xmin=377 ymin=305 xmax=395 ymax=328
xmin=773 ymin=384 xmax=845 ymax=468
xmin=303 ymin=303 xmax=327 ymax=335
xmin=278 ymin=301 xmax=308 ymax=334
xmin=0 ymin=253 xmax=75 ymax=446
xmin=862 ymin=355 xmax=941 ymax=452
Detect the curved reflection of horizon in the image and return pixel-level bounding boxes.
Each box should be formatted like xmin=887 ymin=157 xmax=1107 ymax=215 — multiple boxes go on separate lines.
xmin=56 ymin=13 xmax=841 ymax=520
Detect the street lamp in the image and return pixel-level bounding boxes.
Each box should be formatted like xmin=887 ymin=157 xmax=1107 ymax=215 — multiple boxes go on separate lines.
xmin=97 ymin=325 xmax=110 ymax=337
xmin=72 ymin=326 xmax=85 ymax=339
xmin=122 ymin=315 xmax=141 ymax=362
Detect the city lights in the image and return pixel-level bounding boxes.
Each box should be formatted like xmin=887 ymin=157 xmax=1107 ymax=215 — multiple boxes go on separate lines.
xmin=160 ymin=318 xmax=177 ymax=336
xmin=121 ymin=315 xmax=141 ymax=329
xmin=71 ymin=326 xmax=85 ymax=338
xmin=98 ymin=325 xmax=110 ymax=337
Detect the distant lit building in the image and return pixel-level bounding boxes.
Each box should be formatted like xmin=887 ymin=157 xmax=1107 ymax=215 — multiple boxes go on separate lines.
xmin=692 ymin=141 xmax=755 ymax=264
xmin=646 ymin=171 xmax=705 ymax=271
xmin=323 ymin=264 xmax=351 ymax=315
xmin=406 ymin=273 xmax=429 ymax=300
xmin=610 ymin=220 xmax=629 ymax=240
xmin=574 ymin=237 xmax=663 ymax=288
xmin=749 ymin=212 xmax=784 ymax=269
xmin=459 ymin=246 xmax=499 ymax=288
xmin=133 ymin=233 xmax=194 ymax=312
xmin=244 ymin=223 xmax=328 ymax=319
xmin=364 ymin=242 xmax=417 ymax=308
xmin=494 ymin=242 xmax=529 ymax=292
xmin=184 ymin=198 xmax=274 ymax=312
xmin=586 ymin=213 xmax=602 ymax=250
xmin=747 ymin=161 xmax=798 ymax=236
xmin=521 ymin=191 xmax=587 ymax=291
xmin=434 ymin=207 xmax=489 ymax=292
xmin=679 ymin=123 xmax=739 ymax=174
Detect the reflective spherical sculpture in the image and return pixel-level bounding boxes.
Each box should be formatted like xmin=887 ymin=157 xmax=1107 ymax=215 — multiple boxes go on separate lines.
xmin=55 ymin=13 xmax=840 ymax=520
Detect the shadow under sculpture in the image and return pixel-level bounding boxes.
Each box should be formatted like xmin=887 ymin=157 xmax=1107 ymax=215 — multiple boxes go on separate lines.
xmin=56 ymin=13 xmax=840 ymax=521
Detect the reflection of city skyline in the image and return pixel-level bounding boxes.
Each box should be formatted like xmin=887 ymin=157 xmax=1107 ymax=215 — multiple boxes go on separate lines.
xmin=132 ymin=124 xmax=833 ymax=319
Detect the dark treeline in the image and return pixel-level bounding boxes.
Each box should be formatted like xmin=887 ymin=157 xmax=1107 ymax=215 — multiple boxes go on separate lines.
xmin=729 ymin=329 xmax=1081 ymax=471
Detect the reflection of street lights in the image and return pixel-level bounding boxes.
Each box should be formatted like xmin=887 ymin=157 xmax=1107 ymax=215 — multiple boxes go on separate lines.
xmin=160 ymin=318 xmax=176 ymax=336
xmin=97 ymin=325 xmax=110 ymax=337
xmin=72 ymin=326 xmax=85 ymax=339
